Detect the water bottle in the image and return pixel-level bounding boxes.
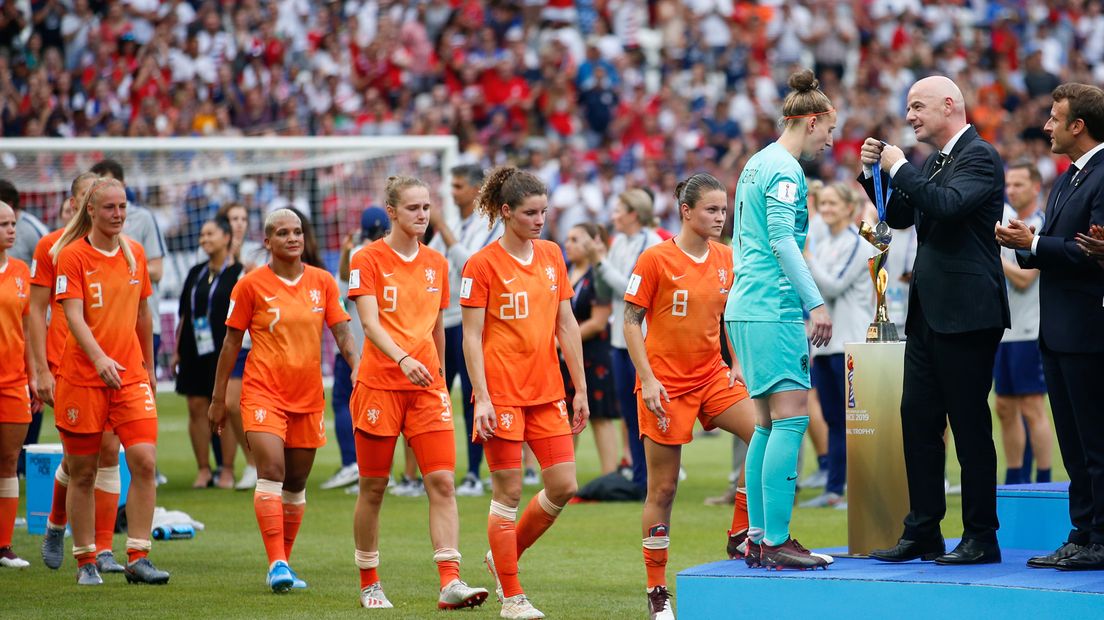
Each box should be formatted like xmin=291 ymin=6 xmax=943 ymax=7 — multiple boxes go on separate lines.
xmin=152 ymin=523 xmax=195 ymax=540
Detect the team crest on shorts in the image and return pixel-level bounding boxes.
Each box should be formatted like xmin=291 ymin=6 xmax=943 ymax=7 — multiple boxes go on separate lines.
xmin=66 ymin=407 xmax=79 ymax=424
xmin=318 ymin=419 xmax=326 ymax=439
xmin=499 ymin=412 xmax=514 ymax=429
xmin=254 ymin=408 xmax=267 ymax=423
xmin=556 ymin=401 xmax=568 ymax=418
xmin=366 ymin=408 xmax=381 ymax=425
xmin=656 ymin=415 xmax=670 ymax=434
xmin=800 ymin=355 xmax=809 ymax=374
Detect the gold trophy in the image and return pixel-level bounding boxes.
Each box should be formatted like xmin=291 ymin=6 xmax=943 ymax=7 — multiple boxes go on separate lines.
xmin=858 ymin=221 xmax=900 ymax=343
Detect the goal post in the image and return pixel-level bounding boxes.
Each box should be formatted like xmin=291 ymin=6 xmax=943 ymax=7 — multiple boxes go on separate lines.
xmin=1 ymin=135 xmax=460 ymax=378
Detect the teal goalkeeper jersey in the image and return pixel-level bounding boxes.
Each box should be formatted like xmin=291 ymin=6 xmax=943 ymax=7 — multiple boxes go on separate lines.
xmin=725 ymin=141 xmax=815 ymax=323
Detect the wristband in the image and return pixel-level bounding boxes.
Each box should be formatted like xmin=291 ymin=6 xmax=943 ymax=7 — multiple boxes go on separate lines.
xmin=397 ymin=354 xmax=410 ymax=366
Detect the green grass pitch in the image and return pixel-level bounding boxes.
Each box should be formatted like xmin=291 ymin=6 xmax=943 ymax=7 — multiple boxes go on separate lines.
xmin=6 ymin=390 xmax=1059 ymax=618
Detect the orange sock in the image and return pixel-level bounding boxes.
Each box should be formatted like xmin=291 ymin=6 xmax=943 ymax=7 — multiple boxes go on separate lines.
xmin=355 ymin=549 xmax=380 ymax=588
xmin=730 ymin=488 xmax=749 ymax=534
xmin=73 ymin=544 xmax=97 ymax=568
xmin=0 ymin=477 xmax=18 ymax=548
xmin=643 ymin=523 xmax=670 ymax=589
xmin=281 ymin=490 xmax=305 ymax=560
xmin=94 ymin=466 xmax=121 ymax=555
xmin=488 ymin=501 xmax=522 ymax=598
xmin=48 ymin=466 xmax=69 ymax=528
xmin=434 ymin=548 xmax=462 ymax=588
xmin=516 ymin=491 xmax=562 ymax=560
xmin=254 ymin=480 xmax=286 ymax=565
xmin=126 ymin=537 xmax=151 ymax=564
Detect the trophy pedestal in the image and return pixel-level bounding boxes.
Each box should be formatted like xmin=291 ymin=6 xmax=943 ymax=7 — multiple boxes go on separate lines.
xmin=842 ymin=342 xmax=908 ymax=557
xmin=866 ymin=320 xmax=899 ymax=343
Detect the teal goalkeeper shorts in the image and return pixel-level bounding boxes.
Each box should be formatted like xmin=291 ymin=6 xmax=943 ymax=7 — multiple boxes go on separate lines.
xmin=726 ymin=321 xmax=811 ymax=399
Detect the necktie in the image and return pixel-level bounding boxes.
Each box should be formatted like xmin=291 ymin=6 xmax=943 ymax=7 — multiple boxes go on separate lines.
xmin=929 ymin=152 xmax=951 ymax=180
xmin=1055 ymin=164 xmax=1078 ymax=207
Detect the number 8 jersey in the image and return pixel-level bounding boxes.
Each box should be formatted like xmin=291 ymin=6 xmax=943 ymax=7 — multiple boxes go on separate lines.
xmin=460 ymin=239 xmax=572 ymax=406
xmin=624 ymin=239 xmax=735 ymax=398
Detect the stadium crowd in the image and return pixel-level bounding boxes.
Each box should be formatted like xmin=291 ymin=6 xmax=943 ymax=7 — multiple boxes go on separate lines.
xmin=2 ymin=0 xmax=1103 ymax=212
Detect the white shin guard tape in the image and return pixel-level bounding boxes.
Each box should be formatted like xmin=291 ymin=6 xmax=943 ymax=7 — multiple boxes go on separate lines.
xmin=433 ymin=548 xmax=461 ymax=564
xmin=126 ymin=538 xmax=152 ymax=552
xmin=72 ymin=544 xmax=97 ymax=557
xmin=0 ymin=476 xmax=18 ymax=498
xmin=94 ymin=466 xmax=121 ymax=493
xmin=255 ymin=478 xmax=283 ymax=495
xmin=536 ymin=489 xmax=563 ymax=516
xmin=355 ymin=550 xmax=380 ymax=569
xmin=489 ymin=500 xmax=518 ymax=521
xmin=55 ymin=464 xmax=70 ymax=486
xmin=642 ymin=536 xmax=671 ymax=550
xmin=281 ymin=489 xmax=306 ymax=505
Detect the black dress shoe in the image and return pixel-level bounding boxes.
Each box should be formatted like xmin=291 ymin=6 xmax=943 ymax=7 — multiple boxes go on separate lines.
xmin=869 ymin=538 xmax=945 ymax=562
xmin=1027 ymin=541 xmax=1086 ymax=568
xmin=1056 ymin=543 xmax=1104 ymax=571
xmin=934 ymin=539 xmax=1001 ymax=565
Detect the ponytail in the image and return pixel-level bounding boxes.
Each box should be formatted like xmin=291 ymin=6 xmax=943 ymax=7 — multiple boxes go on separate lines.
xmin=50 ymin=177 xmax=136 ymax=274
xmin=474 ymin=166 xmax=546 ymax=228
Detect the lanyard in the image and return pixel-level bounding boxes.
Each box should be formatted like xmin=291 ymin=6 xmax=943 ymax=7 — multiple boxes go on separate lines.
xmin=872 ymin=161 xmax=893 ymax=222
xmin=631 ymin=230 xmax=649 ymax=267
xmin=460 ymin=215 xmax=501 ymax=250
xmin=190 ymin=259 xmax=229 ymax=320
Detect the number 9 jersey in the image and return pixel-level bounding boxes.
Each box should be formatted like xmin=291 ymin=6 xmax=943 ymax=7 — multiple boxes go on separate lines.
xmin=624 ymin=239 xmax=735 ymax=398
xmin=460 ymin=240 xmax=572 ymax=406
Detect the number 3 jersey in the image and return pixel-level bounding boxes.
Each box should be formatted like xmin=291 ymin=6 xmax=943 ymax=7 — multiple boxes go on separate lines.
xmin=347 ymin=239 xmax=449 ymax=391
xmin=55 ymin=237 xmax=152 ymax=387
xmin=624 ymin=239 xmax=735 ymax=398
xmin=226 ymin=265 xmax=348 ymax=412
xmin=460 ymin=239 xmax=572 ymax=406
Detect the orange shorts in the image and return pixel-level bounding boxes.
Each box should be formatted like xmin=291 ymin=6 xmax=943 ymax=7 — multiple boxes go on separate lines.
xmin=355 ymin=429 xmax=456 ymax=478
xmin=54 ymin=378 xmax=157 ymax=436
xmin=472 ymin=399 xmax=572 ymax=444
xmin=0 ymin=384 xmax=31 ymax=424
xmin=484 ymin=435 xmax=575 ymax=473
xmin=60 ymin=418 xmax=157 ymax=456
xmin=240 ymin=393 xmax=326 ymax=449
xmin=350 ymin=382 xmax=454 ymax=439
xmin=637 ymin=366 xmax=749 ymax=445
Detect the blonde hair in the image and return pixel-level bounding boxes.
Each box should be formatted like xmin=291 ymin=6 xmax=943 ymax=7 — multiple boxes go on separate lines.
xmin=781 ymin=69 xmax=834 ymax=128
xmin=618 ymin=189 xmax=655 ymax=227
xmin=385 ymin=175 xmax=428 ymax=210
xmin=264 ymin=208 xmax=302 ymax=238
xmin=50 ymin=177 xmax=136 ymax=273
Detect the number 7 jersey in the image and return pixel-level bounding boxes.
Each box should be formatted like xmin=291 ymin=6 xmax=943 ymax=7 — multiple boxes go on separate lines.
xmin=225 ymin=265 xmax=349 ymax=412
xmin=624 ymin=239 xmax=734 ymax=398
xmin=460 ymin=240 xmax=572 ymax=406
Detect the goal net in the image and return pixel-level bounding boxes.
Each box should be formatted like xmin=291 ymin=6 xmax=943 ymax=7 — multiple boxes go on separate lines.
xmin=1 ymin=136 xmax=459 ymax=379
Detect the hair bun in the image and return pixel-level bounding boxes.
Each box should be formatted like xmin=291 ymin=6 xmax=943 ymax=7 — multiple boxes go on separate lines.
xmin=788 ymin=69 xmax=819 ymax=94
xmin=674 ymin=181 xmax=688 ymax=202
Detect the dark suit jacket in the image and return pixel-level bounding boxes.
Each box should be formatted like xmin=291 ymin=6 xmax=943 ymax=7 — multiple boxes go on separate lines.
xmin=1017 ymin=147 xmax=1104 ymax=354
xmin=859 ymin=126 xmax=1010 ymax=334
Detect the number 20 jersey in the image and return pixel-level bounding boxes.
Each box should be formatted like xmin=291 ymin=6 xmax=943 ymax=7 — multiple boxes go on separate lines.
xmin=460 ymin=240 xmax=572 ymax=407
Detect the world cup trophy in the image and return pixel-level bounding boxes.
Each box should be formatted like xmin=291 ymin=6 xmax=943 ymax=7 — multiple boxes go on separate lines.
xmin=858 ymin=220 xmax=899 ymax=342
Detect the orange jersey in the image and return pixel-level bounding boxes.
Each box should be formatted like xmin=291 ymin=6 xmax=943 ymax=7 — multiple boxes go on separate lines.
xmin=348 ymin=239 xmax=449 ymax=391
xmin=624 ymin=239 xmax=735 ymax=397
xmin=460 ymin=240 xmax=572 ymax=406
xmin=30 ymin=228 xmax=68 ymax=373
xmin=55 ymin=238 xmax=153 ymax=388
xmin=0 ymin=258 xmax=31 ymax=387
xmin=226 ymin=264 xmax=349 ymax=412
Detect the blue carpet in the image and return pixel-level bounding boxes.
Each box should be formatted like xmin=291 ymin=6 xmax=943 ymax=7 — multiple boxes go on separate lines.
xmin=680 ymin=544 xmax=1104 ymax=594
